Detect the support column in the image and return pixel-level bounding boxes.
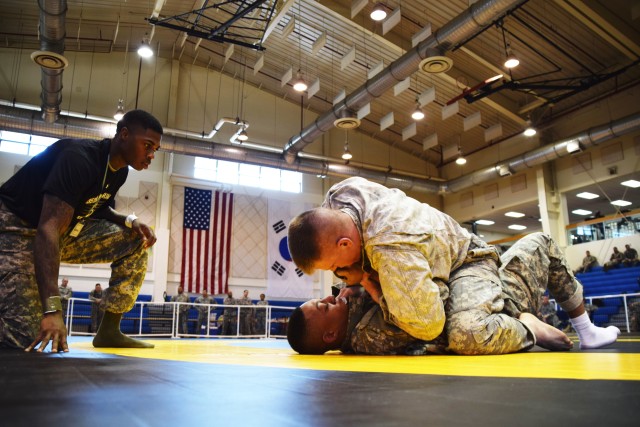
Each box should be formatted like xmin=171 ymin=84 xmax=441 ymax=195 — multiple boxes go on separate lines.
xmin=536 ymin=164 xmax=568 ymax=248
xmin=150 ymin=153 xmax=174 ymax=303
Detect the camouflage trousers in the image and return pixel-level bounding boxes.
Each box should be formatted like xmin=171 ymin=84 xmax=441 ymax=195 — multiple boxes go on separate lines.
xmin=0 ymin=201 xmax=148 ymax=349
xmin=445 ymin=232 xmax=583 ymax=355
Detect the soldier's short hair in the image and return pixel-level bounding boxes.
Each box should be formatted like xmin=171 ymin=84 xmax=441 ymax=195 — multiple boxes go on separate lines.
xmin=287 ymin=210 xmax=323 ymax=274
xmin=287 ymin=307 xmax=325 ymax=355
xmin=116 ymin=109 xmax=163 ymax=136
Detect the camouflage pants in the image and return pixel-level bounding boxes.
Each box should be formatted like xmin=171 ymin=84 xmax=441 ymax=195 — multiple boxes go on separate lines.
xmin=445 ymin=232 xmax=582 ymax=355
xmin=0 ymin=201 xmax=148 ymax=349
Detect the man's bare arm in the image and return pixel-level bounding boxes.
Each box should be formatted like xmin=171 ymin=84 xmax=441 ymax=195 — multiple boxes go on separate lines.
xmin=27 ymin=194 xmax=73 ymax=352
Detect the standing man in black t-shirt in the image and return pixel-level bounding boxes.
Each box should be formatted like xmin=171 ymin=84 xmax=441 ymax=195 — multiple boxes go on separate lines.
xmin=0 ymin=109 xmax=162 ymax=352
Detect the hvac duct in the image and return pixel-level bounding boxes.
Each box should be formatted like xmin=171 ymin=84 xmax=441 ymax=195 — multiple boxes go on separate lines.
xmin=0 ymin=104 xmax=441 ymax=194
xmin=445 ymin=112 xmax=640 ymax=193
xmin=1 ymin=105 xmax=637 ymax=196
xmin=32 ymin=0 xmax=69 ymax=124
xmin=282 ymin=0 xmax=527 ymax=163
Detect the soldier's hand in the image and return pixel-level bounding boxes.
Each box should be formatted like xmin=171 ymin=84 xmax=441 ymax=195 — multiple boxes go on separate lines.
xmin=133 ymin=220 xmax=157 ymax=248
xmin=25 ymin=312 xmax=69 ymax=353
xmin=337 ymin=285 xmax=360 ymax=300
xmin=361 ymin=271 xmax=382 ymax=303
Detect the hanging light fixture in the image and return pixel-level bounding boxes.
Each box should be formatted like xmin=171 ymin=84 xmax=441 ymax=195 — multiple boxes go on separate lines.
xmin=503 ymin=44 xmax=519 ymax=69
xmin=370 ymin=3 xmax=387 ymax=21
xmin=237 ymin=127 xmax=249 ymax=142
xmin=293 ymin=70 xmax=308 ymax=92
xmin=523 ymin=119 xmax=536 ymax=137
xmin=411 ymin=101 xmax=425 ymax=120
xmin=504 ymin=52 xmax=519 ymax=68
xmin=455 ymin=145 xmax=466 ymax=165
xmin=342 ymin=132 xmax=353 ymax=160
xmin=292 ymin=3 xmax=308 ymax=93
xmin=137 ymin=36 xmax=153 ymax=58
xmin=113 ymin=99 xmax=125 ymax=120
xmin=342 ymin=143 xmax=353 ymax=160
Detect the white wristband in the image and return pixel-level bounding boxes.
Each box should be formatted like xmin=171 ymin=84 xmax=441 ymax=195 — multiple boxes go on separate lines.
xmin=125 ymin=214 xmax=138 ymax=228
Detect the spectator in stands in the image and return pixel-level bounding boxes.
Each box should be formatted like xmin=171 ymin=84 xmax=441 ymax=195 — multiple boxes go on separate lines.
xmin=221 ymin=291 xmax=237 ymax=335
xmin=171 ymin=286 xmax=190 ymax=335
xmin=603 ymin=247 xmax=625 ymax=272
xmin=237 ymin=290 xmax=254 ymax=335
xmin=194 ymin=290 xmax=214 ymax=334
xmin=574 ymin=251 xmax=598 ymax=274
xmin=538 ymin=296 xmax=561 ymax=329
xmin=58 ymin=278 xmax=73 ymax=324
xmin=287 ymin=178 xmax=619 ymax=355
xmin=255 ymin=293 xmax=269 ymax=335
xmin=622 ymin=244 xmax=639 ymax=267
xmin=89 ymin=284 xmax=105 ymax=333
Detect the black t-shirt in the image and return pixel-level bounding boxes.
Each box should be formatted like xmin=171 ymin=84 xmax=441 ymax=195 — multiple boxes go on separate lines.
xmin=0 ymin=138 xmax=128 ymax=228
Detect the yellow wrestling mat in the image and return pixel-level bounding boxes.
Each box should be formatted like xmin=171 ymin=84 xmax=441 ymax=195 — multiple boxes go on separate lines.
xmin=71 ymin=337 xmax=640 ymax=381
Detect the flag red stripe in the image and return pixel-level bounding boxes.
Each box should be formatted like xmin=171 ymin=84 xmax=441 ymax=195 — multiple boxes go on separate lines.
xmin=180 ymin=227 xmax=187 ymax=288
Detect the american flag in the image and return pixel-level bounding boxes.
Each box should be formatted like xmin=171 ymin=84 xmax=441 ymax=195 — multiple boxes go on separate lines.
xmin=181 ymin=187 xmax=234 ymax=294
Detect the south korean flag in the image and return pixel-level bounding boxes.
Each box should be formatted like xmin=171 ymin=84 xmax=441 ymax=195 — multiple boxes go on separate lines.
xmin=267 ymin=199 xmax=315 ymax=299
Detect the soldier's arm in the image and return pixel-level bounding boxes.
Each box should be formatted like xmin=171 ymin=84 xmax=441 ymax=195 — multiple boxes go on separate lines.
xmin=27 ymin=194 xmax=73 ymax=353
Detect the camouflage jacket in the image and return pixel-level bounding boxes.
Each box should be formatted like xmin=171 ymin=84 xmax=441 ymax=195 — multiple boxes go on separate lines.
xmin=323 ymin=177 xmax=474 ymax=341
xmin=336 ymin=285 xmax=447 ymax=355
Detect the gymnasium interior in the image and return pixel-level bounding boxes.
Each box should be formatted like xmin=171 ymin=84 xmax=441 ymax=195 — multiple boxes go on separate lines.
xmin=0 ymin=1 xmax=639 ymax=425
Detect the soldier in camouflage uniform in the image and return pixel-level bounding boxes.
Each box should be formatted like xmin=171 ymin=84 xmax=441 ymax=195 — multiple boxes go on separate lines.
xmin=289 ymin=282 xmax=446 ymax=355
xmin=237 ymin=289 xmax=254 ymax=335
xmin=287 ymin=177 xmax=619 ymax=355
xmin=0 ymin=110 xmax=162 ymax=352
xmin=58 ymin=277 xmax=73 ymax=324
xmin=254 ymin=293 xmax=269 ymax=335
xmin=171 ymin=286 xmax=191 ymax=335
xmin=88 ymin=283 xmax=105 ymax=333
xmin=193 ymin=290 xmax=214 ymax=334
xmin=221 ymin=291 xmax=237 ymax=335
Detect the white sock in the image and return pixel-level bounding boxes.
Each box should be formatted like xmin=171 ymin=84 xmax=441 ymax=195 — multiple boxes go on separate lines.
xmin=571 ymin=312 xmax=620 ymax=349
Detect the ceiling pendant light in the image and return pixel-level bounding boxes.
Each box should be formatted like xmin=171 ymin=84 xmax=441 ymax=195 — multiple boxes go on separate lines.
xmin=504 ymin=52 xmax=520 ymax=69
xmin=113 ymin=99 xmax=125 ymax=121
xmin=237 ymin=128 xmax=249 ymax=142
xmin=292 ymin=71 xmax=308 ymax=92
xmin=503 ymin=44 xmax=519 ymax=69
xmin=411 ymin=102 xmax=425 ymax=120
xmin=137 ymin=36 xmax=153 ymax=58
xmin=370 ymin=3 xmax=387 ymax=21
xmin=523 ymin=119 xmax=536 ymax=137
xmin=455 ymin=145 xmax=466 ymax=165
xmin=342 ymin=143 xmax=353 ymax=160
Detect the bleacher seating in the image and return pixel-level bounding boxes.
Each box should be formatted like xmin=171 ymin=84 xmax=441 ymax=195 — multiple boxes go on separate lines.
xmin=575 ymin=265 xmax=640 ymax=326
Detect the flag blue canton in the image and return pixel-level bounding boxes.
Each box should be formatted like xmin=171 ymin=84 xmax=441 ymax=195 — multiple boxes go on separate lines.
xmin=184 ymin=187 xmax=212 ymax=230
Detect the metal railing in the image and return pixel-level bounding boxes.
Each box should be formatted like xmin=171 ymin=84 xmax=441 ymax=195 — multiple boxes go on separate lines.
xmin=64 ymin=298 xmax=296 ymax=339
xmin=553 ymin=292 xmax=640 ymax=333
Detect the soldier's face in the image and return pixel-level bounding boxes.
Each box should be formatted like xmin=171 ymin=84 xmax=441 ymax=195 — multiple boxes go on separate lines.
xmin=300 ymin=294 xmax=349 ymax=346
xmin=333 ymin=261 xmax=365 ymax=285
xmin=313 ymin=238 xmax=362 ymax=283
xmin=120 ymin=126 xmax=161 ymax=171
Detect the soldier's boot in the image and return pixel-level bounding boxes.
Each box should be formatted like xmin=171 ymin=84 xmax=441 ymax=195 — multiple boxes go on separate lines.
xmin=93 ymin=311 xmax=154 ymax=348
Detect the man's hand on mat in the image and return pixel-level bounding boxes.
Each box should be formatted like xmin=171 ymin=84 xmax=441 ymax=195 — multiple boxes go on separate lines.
xmin=25 ymin=312 xmax=69 ymax=353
